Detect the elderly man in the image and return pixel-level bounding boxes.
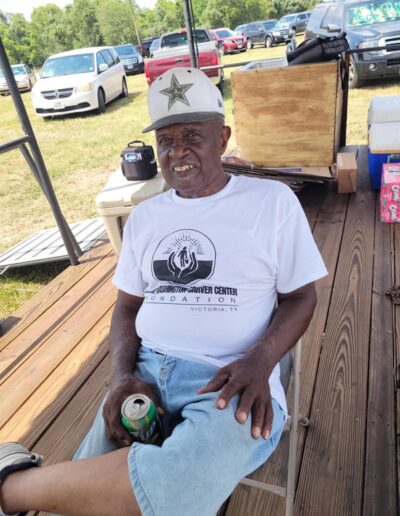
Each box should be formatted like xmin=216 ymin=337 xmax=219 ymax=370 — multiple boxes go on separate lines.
xmin=0 ymin=67 xmax=327 ymax=516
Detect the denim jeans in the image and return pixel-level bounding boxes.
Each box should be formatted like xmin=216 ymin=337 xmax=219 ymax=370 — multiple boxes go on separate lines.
xmin=74 ymin=346 xmax=285 ymax=516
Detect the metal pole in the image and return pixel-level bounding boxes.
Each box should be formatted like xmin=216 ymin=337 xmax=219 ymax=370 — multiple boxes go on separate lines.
xmin=0 ymin=35 xmax=82 ymax=264
xmin=127 ymin=0 xmax=141 ymax=46
xmin=182 ymin=0 xmax=198 ymax=68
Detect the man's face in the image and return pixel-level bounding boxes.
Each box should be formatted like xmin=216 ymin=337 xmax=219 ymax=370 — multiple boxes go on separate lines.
xmin=156 ymin=118 xmax=231 ymax=198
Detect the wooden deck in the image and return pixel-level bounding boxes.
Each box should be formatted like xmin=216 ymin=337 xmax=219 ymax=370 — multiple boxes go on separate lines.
xmin=0 ymin=145 xmax=398 ymax=515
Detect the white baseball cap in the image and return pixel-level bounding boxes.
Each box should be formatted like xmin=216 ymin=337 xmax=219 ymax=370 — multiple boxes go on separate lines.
xmin=143 ymin=67 xmax=224 ymax=133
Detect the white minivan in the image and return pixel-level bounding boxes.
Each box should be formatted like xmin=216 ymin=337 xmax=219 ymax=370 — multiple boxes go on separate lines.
xmin=32 ymin=46 xmax=127 ymax=117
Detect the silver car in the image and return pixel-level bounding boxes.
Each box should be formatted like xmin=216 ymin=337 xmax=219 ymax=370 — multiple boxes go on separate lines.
xmin=0 ymin=64 xmax=37 ymax=94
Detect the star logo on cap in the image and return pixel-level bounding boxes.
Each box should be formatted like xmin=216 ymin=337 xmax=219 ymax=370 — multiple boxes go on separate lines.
xmin=160 ymin=74 xmax=193 ymax=110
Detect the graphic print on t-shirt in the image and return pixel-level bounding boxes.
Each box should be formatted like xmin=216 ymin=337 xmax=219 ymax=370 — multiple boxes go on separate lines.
xmin=152 ymin=229 xmax=215 ymax=285
xmin=146 ymin=229 xmax=239 ymax=311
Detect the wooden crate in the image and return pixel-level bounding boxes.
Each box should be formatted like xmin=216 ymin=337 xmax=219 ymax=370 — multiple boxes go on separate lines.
xmin=231 ymin=60 xmax=343 ymax=168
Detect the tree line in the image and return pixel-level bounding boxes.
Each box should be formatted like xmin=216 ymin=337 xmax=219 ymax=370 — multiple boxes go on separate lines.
xmin=0 ymin=0 xmax=316 ymax=67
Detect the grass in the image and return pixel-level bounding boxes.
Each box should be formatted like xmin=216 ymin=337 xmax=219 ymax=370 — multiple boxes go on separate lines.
xmin=0 ymin=43 xmax=399 ymax=319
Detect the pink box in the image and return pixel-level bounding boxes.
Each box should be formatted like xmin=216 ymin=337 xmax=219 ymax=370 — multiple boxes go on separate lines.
xmin=380 ymin=163 xmax=400 ymax=223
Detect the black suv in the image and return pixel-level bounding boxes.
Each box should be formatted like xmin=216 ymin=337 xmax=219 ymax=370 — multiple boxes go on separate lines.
xmin=278 ymin=11 xmax=311 ymax=33
xmin=234 ymin=20 xmax=290 ymax=48
xmin=138 ymin=36 xmax=160 ymax=57
xmin=305 ymin=0 xmax=400 ymax=88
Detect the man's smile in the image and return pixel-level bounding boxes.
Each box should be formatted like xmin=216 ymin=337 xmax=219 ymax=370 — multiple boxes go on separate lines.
xmin=172 ymin=163 xmax=196 ymax=175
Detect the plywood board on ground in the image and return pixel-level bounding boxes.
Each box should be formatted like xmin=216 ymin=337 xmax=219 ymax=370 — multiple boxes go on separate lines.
xmin=231 ymin=61 xmax=343 ymax=168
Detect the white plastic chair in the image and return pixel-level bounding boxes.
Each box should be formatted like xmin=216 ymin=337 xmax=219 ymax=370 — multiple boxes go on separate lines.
xmin=240 ymin=339 xmax=309 ymax=516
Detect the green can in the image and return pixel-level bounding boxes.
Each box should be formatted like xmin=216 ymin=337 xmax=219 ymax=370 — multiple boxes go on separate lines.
xmin=121 ymin=394 xmax=161 ymax=444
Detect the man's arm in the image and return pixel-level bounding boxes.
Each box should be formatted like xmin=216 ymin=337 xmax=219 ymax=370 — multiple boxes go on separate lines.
xmin=102 ymin=290 xmax=163 ymax=446
xmin=198 ymin=282 xmax=317 ymax=439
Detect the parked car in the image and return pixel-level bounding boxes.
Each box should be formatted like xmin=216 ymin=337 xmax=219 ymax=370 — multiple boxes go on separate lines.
xmin=261 ymin=19 xmax=278 ymax=30
xmin=0 ymin=64 xmax=36 ymax=94
xmin=262 ymin=20 xmax=291 ymax=47
xmin=149 ymin=38 xmax=161 ymax=58
xmin=234 ymin=20 xmax=290 ymax=48
xmin=138 ymin=36 xmax=160 ymax=57
xmin=305 ymin=0 xmax=400 ymax=88
xmin=210 ymin=28 xmax=246 ymax=54
xmin=114 ymin=43 xmax=144 ymax=74
xmin=145 ymin=29 xmax=223 ymax=89
xmin=278 ymin=11 xmax=311 ymax=32
xmin=31 ymin=46 xmax=127 ymax=118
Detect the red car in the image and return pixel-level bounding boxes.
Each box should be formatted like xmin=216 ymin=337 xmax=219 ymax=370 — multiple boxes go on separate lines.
xmin=211 ymin=28 xmax=246 ymax=54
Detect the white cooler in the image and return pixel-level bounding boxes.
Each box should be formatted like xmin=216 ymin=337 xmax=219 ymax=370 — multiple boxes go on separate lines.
xmin=368 ymin=96 xmax=400 ymax=125
xmin=96 ymin=168 xmax=166 ymax=254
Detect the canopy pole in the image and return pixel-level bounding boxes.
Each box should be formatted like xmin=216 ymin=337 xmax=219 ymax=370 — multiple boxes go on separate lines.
xmin=0 ymin=35 xmax=82 ymax=265
xmin=182 ymin=0 xmax=198 ymax=68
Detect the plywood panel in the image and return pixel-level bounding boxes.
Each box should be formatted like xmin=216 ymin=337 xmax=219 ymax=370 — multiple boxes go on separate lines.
xmin=231 ymin=61 xmax=342 ymax=167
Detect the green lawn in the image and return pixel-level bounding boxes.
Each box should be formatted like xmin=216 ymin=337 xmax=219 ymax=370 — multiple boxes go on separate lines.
xmin=1 ymin=44 xmax=399 ymax=319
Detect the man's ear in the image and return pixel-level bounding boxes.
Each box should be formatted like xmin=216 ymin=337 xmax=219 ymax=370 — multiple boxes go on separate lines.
xmin=220 ymin=125 xmax=231 ymax=154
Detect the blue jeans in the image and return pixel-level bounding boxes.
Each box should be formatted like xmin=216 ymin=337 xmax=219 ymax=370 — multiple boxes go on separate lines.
xmin=74 ymin=346 xmax=285 ymax=516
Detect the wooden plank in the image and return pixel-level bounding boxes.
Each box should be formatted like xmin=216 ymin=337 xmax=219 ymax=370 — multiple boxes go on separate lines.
xmin=231 ymin=61 xmax=341 ymax=167
xmin=226 ymin=180 xmax=349 ymax=515
xmin=363 ymin=200 xmax=397 ymax=514
xmin=0 ymin=239 xmax=114 ymax=351
xmin=295 ymin=145 xmax=375 ymax=515
xmin=0 ymin=306 xmax=113 ymax=446
xmin=0 ymin=271 xmax=116 ymax=427
xmin=0 ymin=249 xmax=116 ymax=381
xmin=298 ymin=182 xmax=329 ymax=230
xmin=32 ymin=356 xmax=111 ymax=516
xmin=394 ymin=223 xmax=400 ymax=506
xmin=30 ymin=354 xmax=111 ymax=462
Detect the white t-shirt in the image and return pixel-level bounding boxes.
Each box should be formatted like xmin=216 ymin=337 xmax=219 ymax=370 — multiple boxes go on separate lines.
xmin=113 ymin=175 xmax=328 ymax=415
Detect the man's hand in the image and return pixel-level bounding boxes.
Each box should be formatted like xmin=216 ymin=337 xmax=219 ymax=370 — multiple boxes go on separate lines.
xmin=103 ymin=376 xmax=164 ymax=447
xmin=197 ymin=349 xmax=273 ymax=440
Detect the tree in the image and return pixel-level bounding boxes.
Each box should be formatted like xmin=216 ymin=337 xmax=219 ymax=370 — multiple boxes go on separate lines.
xmin=64 ymin=0 xmax=103 ymax=49
xmin=0 ymin=13 xmax=32 ymax=65
xmin=96 ymin=0 xmax=137 ymax=45
xmin=194 ymin=0 xmax=267 ymax=29
xmin=29 ymin=4 xmax=67 ymax=65
xmin=0 ymin=10 xmax=8 ymax=25
xmin=269 ymin=0 xmax=313 ymax=18
xmin=137 ymin=7 xmax=159 ymax=39
xmin=153 ymin=0 xmax=184 ymax=34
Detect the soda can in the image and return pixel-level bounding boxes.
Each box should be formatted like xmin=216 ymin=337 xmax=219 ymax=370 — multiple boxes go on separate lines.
xmin=121 ymin=394 xmax=161 ymax=444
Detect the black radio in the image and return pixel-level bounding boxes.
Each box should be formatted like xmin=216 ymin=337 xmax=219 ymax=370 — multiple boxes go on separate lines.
xmin=121 ymin=140 xmax=157 ymax=181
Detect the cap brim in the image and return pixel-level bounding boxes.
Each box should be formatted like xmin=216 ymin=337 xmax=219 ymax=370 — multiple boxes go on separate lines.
xmin=142 ymin=111 xmax=224 ymax=133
